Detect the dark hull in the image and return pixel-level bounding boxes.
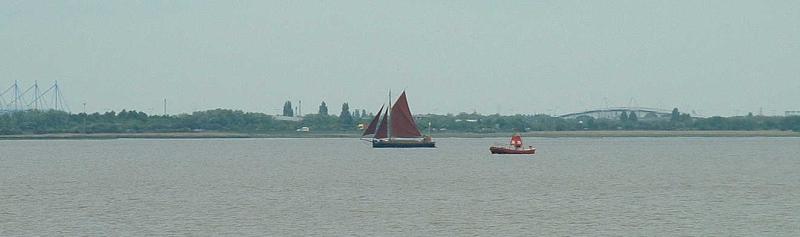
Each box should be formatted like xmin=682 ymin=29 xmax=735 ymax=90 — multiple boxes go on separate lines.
xmin=490 ymin=146 xmax=536 ymax=154
xmin=373 ymin=141 xmax=436 ymax=148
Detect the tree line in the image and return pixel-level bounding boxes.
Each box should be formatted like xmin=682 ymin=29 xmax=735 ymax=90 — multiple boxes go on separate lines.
xmin=416 ymin=110 xmax=800 ymax=133
xmin=0 ymin=107 xmax=798 ymax=135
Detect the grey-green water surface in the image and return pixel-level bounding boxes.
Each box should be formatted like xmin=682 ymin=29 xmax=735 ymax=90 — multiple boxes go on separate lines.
xmin=1 ymin=137 xmax=798 ymax=236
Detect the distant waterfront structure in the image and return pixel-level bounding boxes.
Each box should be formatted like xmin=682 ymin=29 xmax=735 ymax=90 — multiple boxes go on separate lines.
xmin=786 ymin=111 xmax=800 ymax=116
xmin=0 ymin=81 xmax=70 ymax=113
xmin=559 ymin=107 xmax=673 ymax=120
xmin=274 ymin=115 xmax=303 ymax=122
xmin=292 ymin=100 xmax=303 ymax=117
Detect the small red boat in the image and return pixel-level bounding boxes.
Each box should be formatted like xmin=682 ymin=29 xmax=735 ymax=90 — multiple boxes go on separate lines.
xmin=490 ymin=134 xmax=536 ymax=155
xmin=490 ymin=146 xmax=536 ymax=154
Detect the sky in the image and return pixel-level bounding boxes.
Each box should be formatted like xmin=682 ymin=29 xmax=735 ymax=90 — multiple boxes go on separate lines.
xmin=1 ymin=1 xmax=798 ymax=116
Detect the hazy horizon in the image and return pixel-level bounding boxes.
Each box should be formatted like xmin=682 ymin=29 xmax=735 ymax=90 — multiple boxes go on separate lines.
xmin=2 ymin=1 xmax=798 ymax=116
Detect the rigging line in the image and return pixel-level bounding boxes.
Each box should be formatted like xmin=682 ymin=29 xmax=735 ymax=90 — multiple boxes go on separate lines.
xmin=57 ymin=86 xmax=70 ymax=112
xmin=0 ymin=84 xmax=14 ymax=97
xmin=11 ymin=84 xmax=37 ymax=106
xmin=26 ymin=84 xmax=56 ymax=107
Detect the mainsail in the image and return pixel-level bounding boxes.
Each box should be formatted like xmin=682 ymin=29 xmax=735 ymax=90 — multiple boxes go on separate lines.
xmin=389 ymin=91 xmax=423 ymax=138
xmin=366 ymin=91 xmax=423 ymax=140
xmin=362 ymin=105 xmax=384 ymax=136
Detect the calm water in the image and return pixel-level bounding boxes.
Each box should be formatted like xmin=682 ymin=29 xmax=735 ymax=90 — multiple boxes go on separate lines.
xmin=1 ymin=137 xmax=799 ymax=236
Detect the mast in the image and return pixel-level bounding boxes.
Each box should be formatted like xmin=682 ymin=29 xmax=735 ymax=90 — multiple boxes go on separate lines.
xmin=387 ymin=90 xmax=392 ymax=140
xmin=374 ymin=111 xmax=389 ymax=139
xmin=428 ymin=121 xmax=432 ymax=136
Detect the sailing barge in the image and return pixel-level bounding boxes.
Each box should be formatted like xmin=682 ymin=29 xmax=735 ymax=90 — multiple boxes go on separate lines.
xmin=362 ymin=91 xmax=435 ymax=148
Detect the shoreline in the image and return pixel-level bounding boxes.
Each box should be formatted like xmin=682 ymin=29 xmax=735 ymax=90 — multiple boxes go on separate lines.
xmin=0 ymin=130 xmax=797 ymax=140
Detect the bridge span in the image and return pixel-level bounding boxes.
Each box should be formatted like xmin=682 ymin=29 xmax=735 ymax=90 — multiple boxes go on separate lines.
xmin=559 ymin=107 xmax=673 ymax=120
xmin=1 ymin=81 xmax=70 ymax=113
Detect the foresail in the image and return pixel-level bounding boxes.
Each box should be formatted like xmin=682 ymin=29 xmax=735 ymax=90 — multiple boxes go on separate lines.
xmin=362 ymin=105 xmax=384 ymax=136
xmin=374 ymin=114 xmax=389 ymax=139
xmin=389 ymin=91 xmax=423 ymax=138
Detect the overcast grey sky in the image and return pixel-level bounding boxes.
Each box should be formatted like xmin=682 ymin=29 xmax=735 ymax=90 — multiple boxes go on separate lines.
xmin=1 ymin=1 xmax=798 ymax=116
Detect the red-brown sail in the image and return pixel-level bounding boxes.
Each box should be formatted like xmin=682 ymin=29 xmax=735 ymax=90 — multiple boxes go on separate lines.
xmin=389 ymin=91 xmax=423 ymax=138
xmin=374 ymin=113 xmax=389 ymax=139
xmin=362 ymin=105 xmax=384 ymax=136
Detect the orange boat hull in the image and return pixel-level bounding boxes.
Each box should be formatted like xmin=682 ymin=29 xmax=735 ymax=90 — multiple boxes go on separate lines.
xmin=490 ymin=146 xmax=536 ymax=154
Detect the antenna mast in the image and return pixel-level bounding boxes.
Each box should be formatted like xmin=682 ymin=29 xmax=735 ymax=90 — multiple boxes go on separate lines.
xmin=13 ymin=80 xmax=19 ymax=111
xmin=33 ymin=81 xmax=39 ymax=110
xmin=54 ymin=81 xmax=59 ymax=111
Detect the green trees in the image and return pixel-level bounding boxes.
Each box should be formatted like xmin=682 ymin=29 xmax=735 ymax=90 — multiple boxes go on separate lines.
xmin=680 ymin=113 xmax=692 ymax=122
xmin=300 ymin=113 xmax=338 ymax=130
xmin=575 ymin=115 xmax=595 ymax=129
xmin=671 ymin=108 xmax=680 ymax=122
xmin=318 ymin=101 xmax=328 ymax=116
xmin=668 ymin=108 xmax=693 ymax=129
xmin=282 ymin=101 xmax=293 ymax=117
xmin=339 ymin=103 xmax=353 ymax=129
xmin=1 ymin=108 xmax=800 ymax=135
xmin=781 ymin=116 xmax=800 ymax=131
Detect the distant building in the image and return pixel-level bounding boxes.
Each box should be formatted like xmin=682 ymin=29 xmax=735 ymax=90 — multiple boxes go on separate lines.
xmin=274 ymin=115 xmax=303 ymax=122
xmin=786 ymin=111 xmax=800 ymax=116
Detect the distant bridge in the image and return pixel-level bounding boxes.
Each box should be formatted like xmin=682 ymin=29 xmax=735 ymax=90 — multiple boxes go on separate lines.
xmin=0 ymin=81 xmax=70 ymax=113
xmin=559 ymin=107 xmax=672 ymax=120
